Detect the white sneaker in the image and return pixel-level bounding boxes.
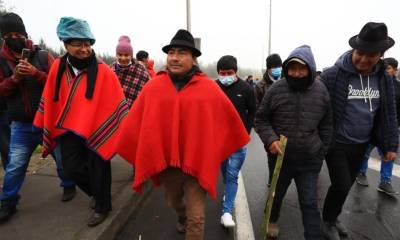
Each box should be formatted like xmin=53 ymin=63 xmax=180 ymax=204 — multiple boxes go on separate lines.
xmin=220 ymin=213 xmax=235 ymax=228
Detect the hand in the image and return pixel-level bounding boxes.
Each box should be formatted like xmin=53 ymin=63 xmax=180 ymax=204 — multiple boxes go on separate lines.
xmin=384 ymin=151 xmax=397 ymax=162
xmin=17 ymin=59 xmax=38 ymax=77
xmin=268 ymin=141 xmax=282 ymax=155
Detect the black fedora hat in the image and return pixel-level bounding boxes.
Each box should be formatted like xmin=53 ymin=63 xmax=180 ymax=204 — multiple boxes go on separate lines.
xmin=162 ymin=29 xmax=201 ymax=57
xmin=349 ymin=22 xmax=395 ymax=53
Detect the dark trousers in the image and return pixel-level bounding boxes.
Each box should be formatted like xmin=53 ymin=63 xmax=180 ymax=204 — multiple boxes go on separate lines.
xmin=322 ymin=142 xmax=369 ymax=222
xmin=0 ymin=112 xmax=10 ymax=170
xmin=59 ymin=132 xmax=111 ymax=214
xmin=267 ymin=152 xmax=277 ymax=185
xmin=270 ymin=155 xmax=322 ymax=240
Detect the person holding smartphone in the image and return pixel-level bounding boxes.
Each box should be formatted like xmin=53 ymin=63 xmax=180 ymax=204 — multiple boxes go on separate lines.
xmin=0 ymin=13 xmax=76 ymax=223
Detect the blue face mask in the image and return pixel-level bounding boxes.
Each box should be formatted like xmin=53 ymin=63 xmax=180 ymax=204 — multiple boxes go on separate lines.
xmin=271 ymin=67 xmax=282 ymax=79
xmin=219 ymin=75 xmax=236 ymax=86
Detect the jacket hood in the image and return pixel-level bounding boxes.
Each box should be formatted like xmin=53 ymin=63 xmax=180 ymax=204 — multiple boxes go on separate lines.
xmin=282 ymin=45 xmax=317 ymax=87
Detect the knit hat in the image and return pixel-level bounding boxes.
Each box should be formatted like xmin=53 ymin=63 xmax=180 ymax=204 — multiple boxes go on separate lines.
xmin=0 ymin=12 xmax=27 ymax=37
xmin=116 ymin=35 xmax=133 ymax=56
xmin=56 ymin=17 xmax=95 ymax=44
xmin=266 ymin=53 xmax=282 ymax=69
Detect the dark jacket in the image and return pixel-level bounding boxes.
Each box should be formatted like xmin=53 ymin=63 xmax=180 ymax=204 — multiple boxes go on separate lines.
xmin=393 ymin=77 xmax=400 ymax=125
xmin=255 ymin=45 xmax=333 ymax=162
xmin=321 ymin=51 xmax=398 ymax=153
xmin=217 ymin=78 xmax=256 ymax=133
xmin=0 ymin=46 xmax=52 ymax=122
xmin=255 ymin=72 xmax=277 ymax=110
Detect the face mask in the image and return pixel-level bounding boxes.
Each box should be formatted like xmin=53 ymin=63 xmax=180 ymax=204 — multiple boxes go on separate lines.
xmin=117 ymin=61 xmax=132 ymax=68
xmin=219 ymin=75 xmax=236 ymax=86
xmin=271 ymin=67 xmax=282 ymax=79
xmin=286 ymin=76 xmax=310 ymax=91
xmin=5 ymin=38 xmax=26 ymax=54
xmin=68 ymin=54 xmax=92 ymax=70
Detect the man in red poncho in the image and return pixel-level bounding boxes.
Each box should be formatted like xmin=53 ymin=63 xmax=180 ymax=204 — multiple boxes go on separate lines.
xmin=117 ymin=29 xmax=250 ymax=240
xmin=34 ymin=17 xmax=129 ymax=227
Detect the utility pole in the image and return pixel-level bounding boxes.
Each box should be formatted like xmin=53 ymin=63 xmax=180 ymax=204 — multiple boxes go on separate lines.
xmin=186 ymin=0 xmax=191 ymax=32
xmin=268 ymin=0 xmax=272 ymax=55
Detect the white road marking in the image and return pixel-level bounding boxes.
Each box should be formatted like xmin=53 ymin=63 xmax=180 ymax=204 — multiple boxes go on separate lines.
xmin=234 ymin=171 xmax=255 ymax=240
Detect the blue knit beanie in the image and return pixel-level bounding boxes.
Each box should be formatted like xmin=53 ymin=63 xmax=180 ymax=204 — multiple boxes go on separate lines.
xmin=56 ymin=17 xmax=95 ymax=44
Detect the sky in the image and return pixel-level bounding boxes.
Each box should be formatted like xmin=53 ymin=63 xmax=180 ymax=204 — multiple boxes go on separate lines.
xmin=3 ymin=0 xmax=400 ymax=74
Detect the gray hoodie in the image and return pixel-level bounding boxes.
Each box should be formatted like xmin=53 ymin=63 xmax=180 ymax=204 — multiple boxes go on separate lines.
xmin=335 ymin=51 xmax=380 ymax=144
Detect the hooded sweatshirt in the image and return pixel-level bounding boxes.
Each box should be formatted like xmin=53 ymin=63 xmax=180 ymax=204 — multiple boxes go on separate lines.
xmin=334 ymin=51 xmax=380 ymax=144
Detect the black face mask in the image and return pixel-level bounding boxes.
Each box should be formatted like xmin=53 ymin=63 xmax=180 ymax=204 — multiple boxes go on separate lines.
xmin=5 ymin=38 xmax=26 ymax=54
xmin=68 ymin=54 xmax=92 ymax=70
xmin=286 ymin=76 xmax=310 ymax=91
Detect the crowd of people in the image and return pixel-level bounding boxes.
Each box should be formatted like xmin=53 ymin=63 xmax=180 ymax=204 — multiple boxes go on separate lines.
xmin=0 ymin=12 xmax=399 ymax=240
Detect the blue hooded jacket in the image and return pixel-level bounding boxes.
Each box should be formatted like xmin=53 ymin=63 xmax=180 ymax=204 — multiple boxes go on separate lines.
xmin=321 ymin=51 xmax=398 ymax=152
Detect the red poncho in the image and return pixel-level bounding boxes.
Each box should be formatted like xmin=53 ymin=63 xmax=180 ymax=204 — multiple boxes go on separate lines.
xmin=34 ymin=58 xmax=129 ymax=160
xmin=118 ymin=71 xmax=250 ymax=198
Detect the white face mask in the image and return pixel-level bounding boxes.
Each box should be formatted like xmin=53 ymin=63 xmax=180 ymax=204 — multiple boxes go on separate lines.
xmin=219 ymin=75 xmax=236 ymax=86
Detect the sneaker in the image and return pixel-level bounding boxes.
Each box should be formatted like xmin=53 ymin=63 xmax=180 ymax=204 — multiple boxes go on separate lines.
xmin=378 ymin=182 xmax=399 ymax=196
xmin=356 ymin=172 xmax=369 ymax=186
xmin=335 ymin=220 xmax=348 ymax=236
xmin=0 ymin=202 xmax=17 ymax=223
xmin=176 ymin=216 xmax=187 ymax=233
xmin=220 ymin=213 xmax=235 ymax=228
xmin=61 ymin=186 xmax=76 ymax=202
xmin=266 ymin=222 xmax=279 ymax=238
xmin=322 ymin=221 xmax=340 ymax=240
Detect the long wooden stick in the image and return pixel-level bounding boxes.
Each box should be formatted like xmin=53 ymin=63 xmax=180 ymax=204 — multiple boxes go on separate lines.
xmin=261 ymin=135 xmax=288 ymax=239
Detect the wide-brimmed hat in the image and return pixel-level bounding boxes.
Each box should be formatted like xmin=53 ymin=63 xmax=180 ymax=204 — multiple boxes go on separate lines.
xmin=349 ymin=22 xmax=394 ymax=53
xmin=162 ymin=29 xmax=201 ymax=57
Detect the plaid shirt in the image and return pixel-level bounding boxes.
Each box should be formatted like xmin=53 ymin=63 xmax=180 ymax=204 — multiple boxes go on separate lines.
xmin=111 ymin=60 xmax=150 ymax=108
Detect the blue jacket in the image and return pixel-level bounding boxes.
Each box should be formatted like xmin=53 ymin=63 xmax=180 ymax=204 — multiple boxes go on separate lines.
xmin=321 ymin=51 xmax=398 ymax=153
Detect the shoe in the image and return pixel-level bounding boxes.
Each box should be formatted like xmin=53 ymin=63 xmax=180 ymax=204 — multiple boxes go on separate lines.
xmin=266 ymin=222 xmax=279 ymax=239
xmin=335 ymin=220 xmax=348 ymax=236
xmin=220 ymin=212 xmax=235 ymax=228
xmin=322 ymin=221 xmax=340 ymax=240
xmin=87 ymin=212 xmax=108 ymax=227
xmin=378 ymin=182 xmax=399 ymax=196
xmin=61 ymin=186 xmax=76 ymax=202
xmin=0 ymin=202 xmax=17 ymax=223
xmin=176 ymin=216 xmax=187 ymax=233
xmin=356 ymin=172 xmax=369 ymax=186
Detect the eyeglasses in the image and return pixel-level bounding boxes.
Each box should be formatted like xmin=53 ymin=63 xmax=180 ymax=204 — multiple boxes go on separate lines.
xmin=68 ymin=41 xmax=92 ymax=49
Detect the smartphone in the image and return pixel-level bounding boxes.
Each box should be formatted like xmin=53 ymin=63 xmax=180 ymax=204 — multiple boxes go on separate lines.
xmin=21 ymin=48 xmax=30 ymax=60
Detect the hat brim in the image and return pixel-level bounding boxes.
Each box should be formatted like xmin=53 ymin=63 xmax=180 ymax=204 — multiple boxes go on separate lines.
xmin=162 ymin=43 xmax=201 ymax=57
xmin=349 ymin=35 xmax=395 ymax=53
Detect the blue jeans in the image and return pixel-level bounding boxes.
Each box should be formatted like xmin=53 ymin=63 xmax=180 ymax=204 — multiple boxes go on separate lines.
xmin=221 ymin=147 xmax=247 ymax=214
xmin=0 ymin=122 xmax=74 ymax=205
xmin=0 ymin=112 xmax=10 ymax=170
xmin=359 ymin=144 xmax=393 ymax=184
xmin=52 ymin=144 xmax=75 ymax=188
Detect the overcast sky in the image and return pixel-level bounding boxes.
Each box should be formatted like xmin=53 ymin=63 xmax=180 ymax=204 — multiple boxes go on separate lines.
xmin=4 ymin=0 xmax=400 ymax=73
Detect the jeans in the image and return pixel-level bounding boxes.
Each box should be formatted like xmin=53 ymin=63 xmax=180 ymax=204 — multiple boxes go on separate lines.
xmin=221 ymin=147 xmax=247 ymax=214
xmin=159 ymin=167 xmax=206 ymax=240
xmin=323 ymin=142 xmax=369 ymax=222
xmin=0 ymin=122 xmax=42 ymax=205
xmin=359 ymin=144 xmax=393 ymax=184
xmin=52 ymin=144 xmax=75 ymax=188
xmin=0 ymin=121 xmax=75 ymax=205
xmin=270 ymin=154 xmax=322 ymax=240
xmin=0 ymin=112 xmax=10 ymax=170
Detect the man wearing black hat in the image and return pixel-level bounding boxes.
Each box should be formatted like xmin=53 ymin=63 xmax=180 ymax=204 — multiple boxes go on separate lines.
xmin=320 ymin=22 xmax=398 ymax=240
xmin=117 ymin=29 xmax=250 ymax=240
xmin=0 ymin=13 xmax=77 ymax=223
